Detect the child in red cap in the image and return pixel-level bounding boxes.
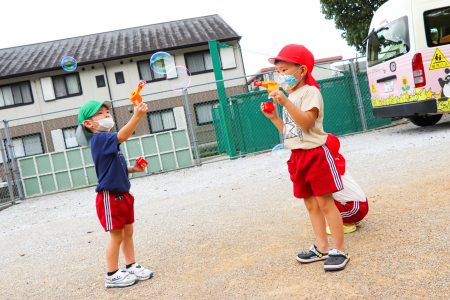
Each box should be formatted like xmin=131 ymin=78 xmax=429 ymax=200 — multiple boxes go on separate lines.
xmin=261 ymin=44 xmax=349 ymax=271
xmin=327 ymin=134 xmax=369 ymax=234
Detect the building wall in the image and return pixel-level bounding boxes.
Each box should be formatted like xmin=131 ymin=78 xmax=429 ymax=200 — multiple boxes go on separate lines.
xmin=0 ymin=41 xmax=247 ymax=126
xmin=3 ymin=85 xmax=246 ymax=153
xmin=0 ymin=40 xmax=247 ymax=154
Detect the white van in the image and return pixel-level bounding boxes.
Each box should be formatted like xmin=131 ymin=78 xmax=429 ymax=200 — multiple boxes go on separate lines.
xmin=366 ymin=0 xmax=450 ymax=126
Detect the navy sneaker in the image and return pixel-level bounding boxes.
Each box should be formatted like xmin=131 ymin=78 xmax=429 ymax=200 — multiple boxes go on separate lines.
xmin=296 ymin=245 xmax=329 ymax=263
xmin=324 ymin=248 xmax=350 ymax=271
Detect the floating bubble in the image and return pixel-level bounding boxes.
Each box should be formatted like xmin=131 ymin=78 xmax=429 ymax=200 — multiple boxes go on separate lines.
xmin=166 ymin=66 xmax=192 ymax=92
xmin=150 ymin=51 xmax=172 ymax=75
xmin=271 ymin=143 xmax=291 ymax=162
xmin=60 ymin=56 xmax=77 ymax=72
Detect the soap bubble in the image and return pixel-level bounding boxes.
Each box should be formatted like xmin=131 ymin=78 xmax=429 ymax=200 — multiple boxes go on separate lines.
xmin=60 ymin=56 xmax=77 ymax=72
xmin=150 ymin=51 xmax=172 ymax=75
xmin=271 ymin=143 xmax=291 ymax=162
xmin=166 ymin=66 xmax=192 ymax=92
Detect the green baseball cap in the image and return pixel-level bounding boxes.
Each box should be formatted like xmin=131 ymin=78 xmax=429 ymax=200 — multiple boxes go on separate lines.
xmin=76 ymin=100 xmax=111 ymax=146
xmin=77 ymin=100 xmax=111 ymax=124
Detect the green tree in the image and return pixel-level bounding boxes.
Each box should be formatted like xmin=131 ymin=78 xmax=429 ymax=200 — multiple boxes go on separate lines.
xmin=320 ymin=0 xmax=388 ymax=54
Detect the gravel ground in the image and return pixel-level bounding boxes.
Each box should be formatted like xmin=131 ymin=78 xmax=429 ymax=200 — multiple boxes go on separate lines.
xmin=1 ymin=117 xmax=449 ymax=299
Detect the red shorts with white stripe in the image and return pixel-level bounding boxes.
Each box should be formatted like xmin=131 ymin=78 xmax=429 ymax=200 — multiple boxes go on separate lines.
xmin=334 ymin=199 xmax=369 ymax=223
xmin=287 ymin=144 xmax=343 ymax=198
xmin=96 ymin=191 xmax=135 ymax=232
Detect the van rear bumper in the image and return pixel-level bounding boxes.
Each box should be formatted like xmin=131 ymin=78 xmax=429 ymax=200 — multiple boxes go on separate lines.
xmin=372 ymin=100 xmax=437 ymax=118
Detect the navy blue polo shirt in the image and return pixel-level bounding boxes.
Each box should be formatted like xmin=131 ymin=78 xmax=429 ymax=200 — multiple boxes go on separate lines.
xmin=90 ymin=132 xmax=131 ymax=192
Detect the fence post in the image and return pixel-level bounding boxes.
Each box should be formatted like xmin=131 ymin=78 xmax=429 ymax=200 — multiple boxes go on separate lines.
xmin=349 ymin=59 xmax=368 ymax=131
xmin=3 ymin=120 xmax=25 ymax=200
xmin=208 ymin=40 xmax=238 ymax=159
xmin=182 ymin=89 xmax=201 ymax=166
xmin=0 ymin=128 xmax=16 ymax=204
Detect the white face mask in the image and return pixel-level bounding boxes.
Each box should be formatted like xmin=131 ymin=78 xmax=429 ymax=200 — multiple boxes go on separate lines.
xmin=96 ymin=117 xmax=115 ymax=131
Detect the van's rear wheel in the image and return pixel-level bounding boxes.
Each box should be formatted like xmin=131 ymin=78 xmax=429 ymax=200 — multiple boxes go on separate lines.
xmin=408 ymin=114 xmax=443 ymax=127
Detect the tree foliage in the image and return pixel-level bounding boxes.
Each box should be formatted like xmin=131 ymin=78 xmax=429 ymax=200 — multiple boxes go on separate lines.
xmin=320 ymin=0 xmax=388 ymax=54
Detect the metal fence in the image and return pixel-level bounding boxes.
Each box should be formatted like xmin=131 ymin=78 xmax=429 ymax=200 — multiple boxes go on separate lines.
xmin=0 ymin=58 xmax=390 ymax=204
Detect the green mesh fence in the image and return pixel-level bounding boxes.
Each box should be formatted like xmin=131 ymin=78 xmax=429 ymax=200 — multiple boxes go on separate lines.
xmin=212 ymin=73 xmax=391 ymax=157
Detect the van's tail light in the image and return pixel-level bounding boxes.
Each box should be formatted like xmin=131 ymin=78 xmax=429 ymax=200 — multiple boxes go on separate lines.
xmin=412 ymin=53 xmax=426 ymax=88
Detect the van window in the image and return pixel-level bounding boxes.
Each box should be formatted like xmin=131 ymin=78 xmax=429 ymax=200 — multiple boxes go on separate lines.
xmin=424 ymin=6 xmax=450 ymax=47
xmin=367 ymin=16 xmax=410 ymax=67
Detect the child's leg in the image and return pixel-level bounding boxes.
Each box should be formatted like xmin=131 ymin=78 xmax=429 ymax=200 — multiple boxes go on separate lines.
xmin=106 ymin=229 xmax=124 ymax=272
xmin=304 ymin=196 xmax=328 ymax=252
xmin=122 ymin=223 xmax=154 ymax=280
xmin=122 ymin=224 xmax=136 ymax=265
xmin=316 ymin=194 xmax=345 ymax=251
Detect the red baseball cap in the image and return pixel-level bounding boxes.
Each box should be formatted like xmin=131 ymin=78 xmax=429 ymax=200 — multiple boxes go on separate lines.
xmin=269 ymin=44 xmax=320 ymax=90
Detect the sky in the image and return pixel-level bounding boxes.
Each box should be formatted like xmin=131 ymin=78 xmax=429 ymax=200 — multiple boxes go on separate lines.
xmin=0 ymin=0 xmax=359 ymax=75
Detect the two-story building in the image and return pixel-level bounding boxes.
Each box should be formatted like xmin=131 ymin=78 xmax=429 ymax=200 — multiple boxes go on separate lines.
xmin=0 ymin=15 xmax=247 ymax=159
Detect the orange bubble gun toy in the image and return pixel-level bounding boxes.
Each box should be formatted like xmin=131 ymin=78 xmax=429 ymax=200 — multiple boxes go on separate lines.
xmin=129 ymin=80 xmax=147 ymax=106
xmin=253 ymin=80 xmax=279 ymax=101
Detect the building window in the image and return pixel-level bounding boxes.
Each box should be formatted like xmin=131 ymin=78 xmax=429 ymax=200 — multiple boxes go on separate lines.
xmin=184 ymin=50 xmax=213 ymax=74
xmin=0 ymin=81 xmax=34 ymax=109
xmin=115 ymin=72 xmax=125 ymax=84
xmin=62 ymin=127 xmax=79 ymax=149
xmin=96 ymin=75 xmax=106 ymax=87
xmin=137 ymin=60 xmax=165 ymax=82
xmin=194 ymin=100 xmax=219 ymax=125
xmin=148 ymin=109 xmax=176 ymax=133
xmin=11 ymin=134 xmax=44 ymax=158
xmin=52 ymin=73 xmax=82 ymax=99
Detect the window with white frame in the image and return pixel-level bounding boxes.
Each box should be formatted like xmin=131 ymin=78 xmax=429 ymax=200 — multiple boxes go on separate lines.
xmin=62 ymin=127 xmax=79 ymax=149
xmin=138 ymin=60 xmax=166 ymax=82
xmin=11 ymin=134 xmax=44 ymax=158
xmin=52 ymin=73 xmax=82 ymax=99
xmin=148 ymin=109 xmax=176 ymax=133
xmin=194 ymin=100 xmax=219 ymax=125
xmin=0 ymin=81 xmax=34 ymax=109
xmin=139 ymin=54 xmax=181 ymax=83
xmin=40 ymin=73 xmax=82 ymax=101
xmin=185 ymin=50 xmax=213 ymax=74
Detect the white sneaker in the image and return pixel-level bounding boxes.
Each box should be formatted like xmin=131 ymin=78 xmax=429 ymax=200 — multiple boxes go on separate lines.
xmin=126 ymin=263 xmax=154 ymax=281
xmin=104 ymin=269 xmax=138 ymax=288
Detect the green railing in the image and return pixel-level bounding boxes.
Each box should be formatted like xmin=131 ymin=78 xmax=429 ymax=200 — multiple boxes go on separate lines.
xmin=18 ymin=129 xmax=193 ymax=197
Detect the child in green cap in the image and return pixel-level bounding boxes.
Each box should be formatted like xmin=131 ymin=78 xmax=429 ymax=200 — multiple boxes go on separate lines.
xmin=77 ymin=100 xmax=153 ymax=288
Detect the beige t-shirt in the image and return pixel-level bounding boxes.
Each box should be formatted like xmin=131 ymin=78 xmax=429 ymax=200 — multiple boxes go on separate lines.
xmin=283 ymin=85 xmax=328 ymax=149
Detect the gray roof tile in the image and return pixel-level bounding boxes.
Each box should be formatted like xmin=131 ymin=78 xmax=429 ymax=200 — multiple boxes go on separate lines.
xmin=0 ymin=14 xmax=240 ymax=79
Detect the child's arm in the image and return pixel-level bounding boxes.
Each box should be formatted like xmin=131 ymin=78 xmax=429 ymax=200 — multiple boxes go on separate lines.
xmin=127 ymin=165 xmax=144 ymax=174
xmin=117 ymin=102 xmax=148 ymax=144
xmin=260 ymin=103 xmax=283 ymax=132
xmin=269 ymin=90 xmax=318 ymax=131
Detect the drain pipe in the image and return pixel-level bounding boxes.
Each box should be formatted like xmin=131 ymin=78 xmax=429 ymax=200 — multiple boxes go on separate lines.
xmin=102 ymin=62 xmax=118 ymax=127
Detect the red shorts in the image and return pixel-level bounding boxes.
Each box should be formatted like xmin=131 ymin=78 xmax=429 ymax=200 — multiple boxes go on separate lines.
xmin=334 ymin=199 xmax=369 ymax=223
xmin=287 ymin=145 xmax=343 ymax=198
xmin=96 ymin=191 xmax=135 ymax=232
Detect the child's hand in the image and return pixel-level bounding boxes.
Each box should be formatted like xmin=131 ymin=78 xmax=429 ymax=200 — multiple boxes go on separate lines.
xmin=269 ymin=90 xmax=289 ymax=106
xmin=133 ymin=102 xmax=148 ymax=119
xmin=132 ymin=163 xmax=146 ymax=173
xmin=260 ymin=103 xmax=279 ymax=120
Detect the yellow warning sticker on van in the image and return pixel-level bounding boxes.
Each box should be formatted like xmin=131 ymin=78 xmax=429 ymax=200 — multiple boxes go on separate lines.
xmin=429 ymin=48 xmax=450 ymax=70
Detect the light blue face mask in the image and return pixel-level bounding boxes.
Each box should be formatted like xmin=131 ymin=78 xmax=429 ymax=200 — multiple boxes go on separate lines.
xmin=276 ymin=66 xmax=302 ymax=91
